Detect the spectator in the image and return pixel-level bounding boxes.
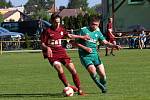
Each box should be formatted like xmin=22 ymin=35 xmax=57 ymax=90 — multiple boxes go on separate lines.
xmin=138 ymin=29 xmax=146 ymax=49
xmin=129 ymin=29 xmax=138 ymax=48
xmin=105 ymin=17 xmax=116 ymax=56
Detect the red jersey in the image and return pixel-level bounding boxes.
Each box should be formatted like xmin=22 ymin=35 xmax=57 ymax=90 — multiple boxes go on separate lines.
xmin=40 ymin=25 xmax=70 ymax=60
xmin=107 ymin=22 xmax=113 ymax=37
xmin=106 ymin=22 xmax=115 ymax=42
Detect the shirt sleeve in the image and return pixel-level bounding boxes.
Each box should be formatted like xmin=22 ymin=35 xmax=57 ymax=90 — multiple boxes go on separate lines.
xmin=98 ymin=31 xmax=106 ymax=41
xmin=75 ymin=29 xmax=85 ymax=44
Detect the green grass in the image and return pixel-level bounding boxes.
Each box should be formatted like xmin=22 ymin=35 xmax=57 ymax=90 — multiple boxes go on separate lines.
xmin=0 ymin=49 xmax=150 ymax=100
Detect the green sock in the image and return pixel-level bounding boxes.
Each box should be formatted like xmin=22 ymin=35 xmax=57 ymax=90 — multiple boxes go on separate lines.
xmin=100 ymin=76 xmax=107 ymax=87
xmin=90 ymin=73 xmax=105 ymax=90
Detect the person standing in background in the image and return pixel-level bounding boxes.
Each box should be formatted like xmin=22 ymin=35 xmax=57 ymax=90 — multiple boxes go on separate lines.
xmin=105 ymin=17 xmax=116 ymax=56
xmin=139 ymin=29 xmax=146 ymax=49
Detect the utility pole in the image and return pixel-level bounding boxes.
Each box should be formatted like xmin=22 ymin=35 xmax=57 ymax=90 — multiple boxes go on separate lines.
xmin=102 ymin=0 xmax=109 ymax=34
xmin=112 ymin=0 xmax=115 ymax=32
xmin=54 ymin=0 xmax=56 ymax=12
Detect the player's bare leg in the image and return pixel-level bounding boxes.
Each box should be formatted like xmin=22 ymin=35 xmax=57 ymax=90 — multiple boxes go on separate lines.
xmin=53 ymin=61 xmax=69 ymax=87
xmin=110 ymin=41 xmax=116 ymax=56
xmin=87 ymin=65 xmax=106 ymax=93
xmin=97 ymin=64 xmax=107 ymax=93
xmin=66 ymin=63 xmax=86 ymax=95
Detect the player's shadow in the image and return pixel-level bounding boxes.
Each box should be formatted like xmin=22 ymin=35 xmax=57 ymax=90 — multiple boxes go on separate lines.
xmin=0 ymin=93 xmax=63 ymax=98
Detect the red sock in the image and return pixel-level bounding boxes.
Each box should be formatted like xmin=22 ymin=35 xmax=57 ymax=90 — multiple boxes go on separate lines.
xmin=72 ymin=73 xmax=81 ymax=90
xmin=58 ymin=73 xmax=68 ymax=87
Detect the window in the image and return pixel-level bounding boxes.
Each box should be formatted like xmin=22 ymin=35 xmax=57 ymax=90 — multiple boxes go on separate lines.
xmin=128 ymin=0 xmax=144 ymax=4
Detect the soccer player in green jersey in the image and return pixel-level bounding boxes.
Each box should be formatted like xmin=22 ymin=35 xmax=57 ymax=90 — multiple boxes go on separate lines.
xmin=76 ymin=16 xmax=121 ymax=93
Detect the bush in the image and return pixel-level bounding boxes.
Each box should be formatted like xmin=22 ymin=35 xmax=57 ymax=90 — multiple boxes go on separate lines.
xmin=24 ymin=33 xmax=31 ymax=49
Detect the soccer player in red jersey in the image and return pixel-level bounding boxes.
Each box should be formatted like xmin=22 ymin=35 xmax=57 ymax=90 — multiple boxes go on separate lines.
xmin=40 ymin=14 xmax=89 ymax=95
xmin=105 ymin=17 xmax=116 ymax=56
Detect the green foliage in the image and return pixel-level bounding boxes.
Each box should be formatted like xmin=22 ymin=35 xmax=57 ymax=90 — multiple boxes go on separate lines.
xmin=75 ymin=14 xmax=83 ymax=29
xmin=31 ymin=9 xmax=51 ymax=21
xmin=62 ymin=13 xmax=101 ymax=30
xmin=63 ymin=16 xmax=69 ymax=29
xmin=82 ymin=13 xmax=90 ymax=26
xmin=25 ymin=0 xmax=54 ymax=14
xmin=0 ymin=0 xmax=13 ymax=8
xmin=68 ymin=16 xmax=76 ymax=29
xmin=0 ymin=13 xmax=4 ymax=23
xmin=24 ymin=33 xmax=31 ymax=48
xmin=67 ymin=0 xmax=88 ymax=11
xmin=7 ymin=0 xmax=13 ymax=7
xmin=87 ymin=7 xmax=99 ymax=15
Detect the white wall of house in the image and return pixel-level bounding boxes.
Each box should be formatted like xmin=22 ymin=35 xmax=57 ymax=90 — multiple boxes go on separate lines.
xmin=4 ymin=12 xmax=21 ymax=22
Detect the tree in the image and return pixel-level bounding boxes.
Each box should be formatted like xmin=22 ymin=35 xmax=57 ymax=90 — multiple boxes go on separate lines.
xmin=25 ymin=0 xmax=54 ymax=14
xmin=31 ymin=9 xmax=50 ymax=21
xmin=75 ymin=14 xmax=83 ymax=29
xmin=0 ymin=13 xmax=4 ymax=23
xmin=63 ymin=16 xmax=70 ymax=29
xmin=82 ymin=13 xmax=90 ymax=26
xmin=7 ymin=0 xmax=13 ymax=7
xmin=0 ymin=0 xmax=13 ymax=8
xmin=67 ymin=0 xmax=88 ymax=11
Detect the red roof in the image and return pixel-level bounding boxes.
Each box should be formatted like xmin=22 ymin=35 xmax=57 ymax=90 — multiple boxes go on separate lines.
xmin=58 ymin=8 xmax=85 ymax=18
xmin=48 ymin=4 xmax=59 ymax=13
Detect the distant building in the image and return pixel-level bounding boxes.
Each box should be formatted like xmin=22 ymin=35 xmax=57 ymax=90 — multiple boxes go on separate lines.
xmin=47 ymin=4 xmax=59 ymax=14
xmin=109 ymin=0 xmax=150 ymax=31
xmin=3 ymin=10 xmax=21 ymax=22
xmin=0 ymin=6 xmax=31 ymax=22
xmin=0 ymin=6 xmax=24 ymax=14
xmin=58 ymin=8 xmax=85 ymax=18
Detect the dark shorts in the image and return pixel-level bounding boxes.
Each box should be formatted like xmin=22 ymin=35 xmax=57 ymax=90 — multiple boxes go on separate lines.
xmin=109 ymin=38 xmax=116 ymax=43
xmin=79 ymin=54 xmax=103 ymax=69
xmin=106 ymin=33 xmax=116 ymax=43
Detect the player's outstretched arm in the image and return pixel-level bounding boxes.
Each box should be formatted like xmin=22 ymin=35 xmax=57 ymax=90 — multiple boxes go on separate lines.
xmin=102 ymin=40 xmax=121 ymax=50
xmin=68 ymin=34 xmax=90 ymax=40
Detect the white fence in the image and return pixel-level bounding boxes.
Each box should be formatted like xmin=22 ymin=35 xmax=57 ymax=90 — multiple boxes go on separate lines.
xmin=0 ymin=36 xmax=150 ymax=55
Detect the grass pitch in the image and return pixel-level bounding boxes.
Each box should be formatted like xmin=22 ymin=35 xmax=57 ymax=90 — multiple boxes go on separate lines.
xmin=0 ymin=49 xmax=150 ymax=100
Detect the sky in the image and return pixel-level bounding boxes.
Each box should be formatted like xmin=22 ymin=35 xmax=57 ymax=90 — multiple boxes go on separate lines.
xmin=7 ymin=0 xmax=101 ymax=7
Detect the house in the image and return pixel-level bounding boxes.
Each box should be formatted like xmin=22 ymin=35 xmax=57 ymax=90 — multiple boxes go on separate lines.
xmin=109 ymin=0 xmax=150 ymax=31
xmin=0 ymin=6 xmax=31 ymax=22
xmin=58 ymin=8 xmax=85 ymax=18
xmin=47 ymin=4 xmax=59 ymax=14
xmin=0 ymin=6 xmax=24 ymax=14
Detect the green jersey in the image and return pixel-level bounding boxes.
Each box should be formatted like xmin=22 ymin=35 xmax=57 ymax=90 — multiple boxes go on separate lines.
xmin=78 ymin=26 xmax=105 ymax=56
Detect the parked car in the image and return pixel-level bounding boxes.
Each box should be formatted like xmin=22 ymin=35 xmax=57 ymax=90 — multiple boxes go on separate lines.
xmin=1 ymin=20 xmax=51 ymax=37
xmin=0 ymin=27 xmax=24 ymax=40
